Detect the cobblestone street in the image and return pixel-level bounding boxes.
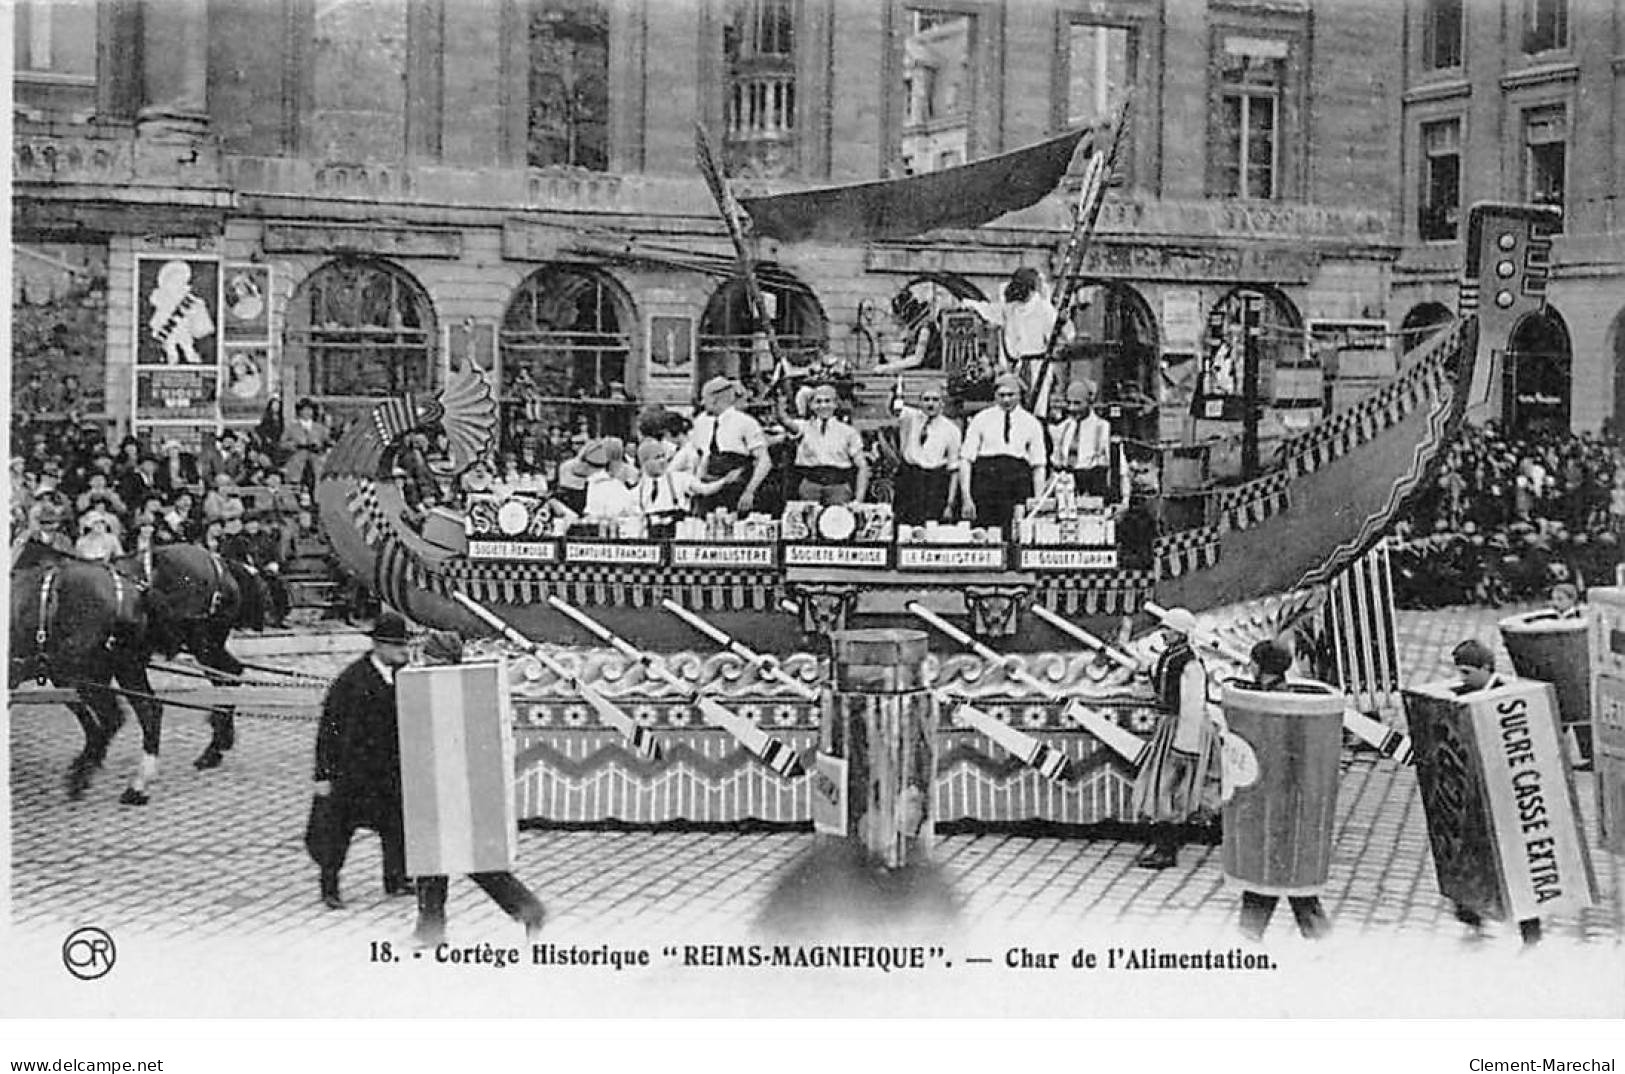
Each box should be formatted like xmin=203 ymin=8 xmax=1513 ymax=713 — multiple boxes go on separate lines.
xmin=7 ymin=606 xmax=1623 ymax=1017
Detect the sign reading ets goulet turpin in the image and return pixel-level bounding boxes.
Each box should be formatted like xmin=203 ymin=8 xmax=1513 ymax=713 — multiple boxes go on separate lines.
xmin=1403 ymin=678 xmax=1597 ymax=922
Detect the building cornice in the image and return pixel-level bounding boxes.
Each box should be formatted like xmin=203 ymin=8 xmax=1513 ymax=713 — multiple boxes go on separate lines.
xmin=1499 ymin=61 xmax=1580 ymax=93
xmin=1402 ymin=78 xmax=1471 ymax=107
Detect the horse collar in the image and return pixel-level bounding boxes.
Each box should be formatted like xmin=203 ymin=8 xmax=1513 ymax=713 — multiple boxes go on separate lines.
xmin=207 ymin=552 xmax=226 ymax=616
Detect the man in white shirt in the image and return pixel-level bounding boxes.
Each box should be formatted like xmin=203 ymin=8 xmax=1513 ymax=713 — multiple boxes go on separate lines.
xmin=894 ymin=385 xmax=961 ymax=525
xmin=963 ymin=267 xmax=1072 ymax=415
xmin=632 ymin=438 xmax=736 ymax=535
xmin=581 ymin=439 xmax=637 ymax=519
xmin=688 ymin=377 xmax=771 ymax=516
xmin=959 ymin=373 xmax=1047 ymax=534
xmin=1049 ymin=379 xmax=1116 ymax=501
xmin=781 ymin=384 xmax=868 ymax=506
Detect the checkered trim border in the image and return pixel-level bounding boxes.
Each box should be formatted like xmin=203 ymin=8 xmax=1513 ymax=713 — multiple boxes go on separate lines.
xmin=1283 ymin=319 xmax=1461 ymax=478
xmin=1153 ymin=526 xmax=1221 ymax=578
xmin=438 ymin=560 xmax=783 ymax=611
xmin=1037 ymin=573 xmax=1155 ymax=616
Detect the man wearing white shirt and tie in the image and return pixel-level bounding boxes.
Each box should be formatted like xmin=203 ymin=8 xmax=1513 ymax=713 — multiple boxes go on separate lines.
xmin=688 ymin=377 xmax=771 ymax=516
xmin=781 ymin=384 xmax=869 ymax=505
xmin=894 ymin=386 xmax=961 ymax=525
xmin=960 ymin=372 xmax=1046 ymax=534
xmin=1050 ymin=380 xmax=1115 ymax=501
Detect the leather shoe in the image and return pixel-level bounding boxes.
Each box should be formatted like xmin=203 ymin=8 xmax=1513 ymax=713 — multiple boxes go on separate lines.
xmin=1135 ymin=844 xmax=1178 ymax=870
xmin=522 ymin=907 xmax=548 ymax=941
xmin=321 ymin=892 xmax=345 ymax=911
xmin=384 ymin=878 xmax=416 ymax=897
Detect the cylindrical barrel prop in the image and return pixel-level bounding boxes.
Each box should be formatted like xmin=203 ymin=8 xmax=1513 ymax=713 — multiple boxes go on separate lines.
xmin=1589 ymin=587 xmax=1625 ymax=854
xmin=1499 ymin=610 xmax=1594 ymax=764
xmin=816 ymin=629 xmax=937 ymax=869
xmin=1403 ymin=677 xmax=1597 ymax=921
xmin=1219 ymin=680 xmax=1344 ymax=895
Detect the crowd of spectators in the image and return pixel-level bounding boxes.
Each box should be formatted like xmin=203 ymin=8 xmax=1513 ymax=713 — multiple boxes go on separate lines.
xmin=7 ymin=396 xmax=375 ymax=627
xmin=1390 ymin=423 xmax=1625 ymax=608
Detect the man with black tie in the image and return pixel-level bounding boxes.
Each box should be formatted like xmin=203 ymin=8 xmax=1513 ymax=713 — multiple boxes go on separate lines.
xmin=959 ymin=372 xmax=1046 ymax=535
xmin=893 ymin=386 xmax=961 ymax=525
xmin=1049 ymin=380 xmax=1115 ymax=501
xmin=688 ymin=376 xmax=770 ymax=516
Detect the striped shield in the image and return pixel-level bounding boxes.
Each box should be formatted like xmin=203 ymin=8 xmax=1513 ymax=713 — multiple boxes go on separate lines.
xmin=397 ymin=661 xmax=519 ymax=876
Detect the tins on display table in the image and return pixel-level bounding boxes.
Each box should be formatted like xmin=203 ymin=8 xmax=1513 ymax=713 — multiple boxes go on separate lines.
xmin=397 ymin=660 xmax=519 ymax=876
xmin=1219 ymin=680 xmax=1344 ymax=896
xmin=1403 ymin=677 xmax=1597 ymax=922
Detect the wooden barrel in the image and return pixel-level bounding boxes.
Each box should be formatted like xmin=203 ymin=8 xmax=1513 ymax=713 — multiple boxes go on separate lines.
xmin=1499 ymin=609 xmax=1593 ymax=763
xmin=1219 ymin=681 xmax=1344 ymax=896
xmin=1403 ymin=677 xmax=1596 ymax=921
xmin=816 ymin=629 xmax=937 ymax=869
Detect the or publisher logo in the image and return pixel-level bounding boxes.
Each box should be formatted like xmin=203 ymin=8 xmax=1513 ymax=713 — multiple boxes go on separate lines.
xmin=62 ymin=926 xmax=116 ymax=980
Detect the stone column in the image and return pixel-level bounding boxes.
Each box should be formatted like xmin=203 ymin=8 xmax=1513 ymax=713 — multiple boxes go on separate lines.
xmin=137 ymin=0 xmax=210 ymax=140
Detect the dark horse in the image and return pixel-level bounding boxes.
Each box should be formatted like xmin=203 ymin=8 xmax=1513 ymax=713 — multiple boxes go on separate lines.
xmin=10 ymin=541 xmax=254 ymax=803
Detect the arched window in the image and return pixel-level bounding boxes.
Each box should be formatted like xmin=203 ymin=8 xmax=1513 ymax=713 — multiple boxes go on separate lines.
xmin=500 ymin=265 xmax=636 ymax=445
xmin=1066 ymin=281 xmax=1159 ymax=408
xmin=1399 ymin=301 xmax=1455 ymax=354
xmin=697 ymin=267 xmax=826 ymax=397
xmin=1506 ymin=306 xmax=1571 ymax=436
xmin=1201 ymin=286 xmax=1302 ymax=410
xmin=283 ymin=258 xmax=436 ymax=420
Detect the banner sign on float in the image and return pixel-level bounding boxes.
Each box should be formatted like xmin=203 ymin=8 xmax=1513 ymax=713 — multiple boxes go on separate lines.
xmin=1404 ymin=678 xmax=1597 ymax=921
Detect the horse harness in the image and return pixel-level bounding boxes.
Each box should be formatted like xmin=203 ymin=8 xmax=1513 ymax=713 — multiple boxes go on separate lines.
xmin=29 ymin=563 xmax=135 ymax=685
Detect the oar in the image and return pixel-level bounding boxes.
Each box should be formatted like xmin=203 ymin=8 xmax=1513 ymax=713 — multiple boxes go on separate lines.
xmin=1140 ymin=601 xmax=1413 ymax=765
xmin=1029 ymin=604 xmax=1140 ymax=671
xmin=660 ymin=599 xmax=819 ymax=702
xmin=451 ymin=592 xmax=661 ymax=761
xmin=547 ymin=596 xmax=805 ymax=778
xmin=900 ymin=603 xmax=1077 ymax=782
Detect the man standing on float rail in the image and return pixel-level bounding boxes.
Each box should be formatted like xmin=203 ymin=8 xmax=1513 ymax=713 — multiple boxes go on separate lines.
xmin=959 ymin=372 xmax=1046 ymax=536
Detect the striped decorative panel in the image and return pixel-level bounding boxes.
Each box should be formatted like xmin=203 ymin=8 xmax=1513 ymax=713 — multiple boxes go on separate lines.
xmin=397 ymin=661 xmax=519 ymax=875
xmin=1323 ymin=539 xmax=1401 ymax=715
xmin=512 ymin=728 xmax=1139 ymax=825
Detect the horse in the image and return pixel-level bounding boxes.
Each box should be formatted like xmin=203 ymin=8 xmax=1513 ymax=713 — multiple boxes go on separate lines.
xmin=10 ymin=542 xmax=253 ymax=803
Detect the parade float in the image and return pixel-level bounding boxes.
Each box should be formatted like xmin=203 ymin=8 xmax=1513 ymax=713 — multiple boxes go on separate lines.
xmin=316 ymin=127 xmax=1560 ymax=823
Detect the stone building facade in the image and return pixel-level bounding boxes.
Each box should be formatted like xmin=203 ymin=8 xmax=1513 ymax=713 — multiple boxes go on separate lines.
xmin=20 ymin=0 xmax=1557 ymax=459
xmin=1392 ymin=0 xmax=1624 ymax=436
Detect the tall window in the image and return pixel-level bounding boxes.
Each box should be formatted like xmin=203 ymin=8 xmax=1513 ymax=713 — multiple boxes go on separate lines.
xmin=528 ymin=0 xmax=610 ymax=170
xmin=723 ymin=0 xmax=797 ymax=177
xmin=12 ymin=0 xmax=98 ymax=118
xmin=500 ymin=268 xmax=635 ymax=444
xmin=899 ymin=9 xmax=974 ymax=176
xmin=1523 ymin=0 xmax=1567 ymax=53
xmin=1215 ymin=44 xmax=1283 ymax=200
xmin=1419 ymin=118 xmax=1462 ymax=241
xmin=1422 ymin=0 xmax=1463 ymax=69
xmin=1065 ymin=23 xmax=1131 ymax=129
xmin=1524 ymin=106 xmax=1566 ymax=228
xmin=288 ymin=260 xmax=436 ymax=411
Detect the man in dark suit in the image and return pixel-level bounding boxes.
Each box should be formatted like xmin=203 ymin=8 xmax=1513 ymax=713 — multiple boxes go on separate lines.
xmin=308 ymin=611 xmax=416 ymax=909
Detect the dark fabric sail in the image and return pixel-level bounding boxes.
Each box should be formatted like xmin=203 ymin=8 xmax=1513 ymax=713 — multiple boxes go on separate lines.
xmin=739 ymin=128 xmax=1092 ymax=244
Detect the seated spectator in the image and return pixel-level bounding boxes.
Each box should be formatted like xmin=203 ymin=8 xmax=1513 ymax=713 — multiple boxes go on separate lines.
xmin=118 ymin=454 xmax=169 ymax=511
xmin=261 ymin=471 xmax=302 ymax=522
xmin=75 ymin=509 xmax=124 ymax=561
xmin=75 ymin=472 xmax=128 ymax=521
xmin=203 ymin=472 xmax=241 ymax=524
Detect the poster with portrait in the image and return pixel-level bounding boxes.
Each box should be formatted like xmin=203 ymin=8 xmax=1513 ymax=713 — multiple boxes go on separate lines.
xmin=221 ymin=345 xmax=272 ymax=418
xmin=221 ymin=263 xmax=272 ymax=342
xmin=134 ymin=255 xmax=221 ymax=368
